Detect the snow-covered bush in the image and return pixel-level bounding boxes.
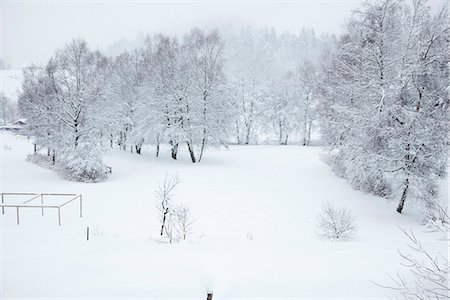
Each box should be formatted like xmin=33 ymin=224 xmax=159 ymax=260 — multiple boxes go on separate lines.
xmin=317 ymin=201 xmax=357 ymax=241
xmin=59 ymin=144 xmax=107 ymax=183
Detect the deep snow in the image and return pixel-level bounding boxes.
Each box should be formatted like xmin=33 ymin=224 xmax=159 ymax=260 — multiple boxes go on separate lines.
xmin=0 ymin=132 xmax=447 ymax=299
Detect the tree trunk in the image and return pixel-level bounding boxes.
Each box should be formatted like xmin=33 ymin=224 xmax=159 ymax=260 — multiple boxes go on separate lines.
xmin=74 ymin=120 xmax=79 ymax=149
xmin=198 ymin=129 xmax=207 ymax=162
xmin=283 ymin=134 xmax=288 ymax=145
xmin=245 ymin=125 xmax=251 ymax=145
xmin=160 ymin=208 xmax=169 ymax=236
xmin=171 ymin=143 xmax=178 ymax=160
xmin=279 ymin=121 xmax=284 ymax=145
xmin=34 ymin=144 xmax=37 ymax=154
xmin=187 ymin=142 xmax=196 ymax=163
xmin=110 ymin=134 xmax=113 ymax=148
xmin=396 ymin=178 xmax=409 ymax=213
xmin=52 ymin=151 xmax=56 ymax=166
xmin=306 ymin=120 xmax=312 ymax=146
xmin=47 ymin=147 xmax=50 ymax=157
xmin=236 ymin=121 xmax=241 ymax=144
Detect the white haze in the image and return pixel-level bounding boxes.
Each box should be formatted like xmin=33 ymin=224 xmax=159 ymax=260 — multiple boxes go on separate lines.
xmin=2 ymin=0 xmax=368 ymax=68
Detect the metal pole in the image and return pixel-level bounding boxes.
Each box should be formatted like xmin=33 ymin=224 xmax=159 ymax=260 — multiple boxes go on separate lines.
xmin=58 ymin=207 xmax=61 ymax=226
xmin=1 ymin=194 xmax=4 ymax=214
xmin=79 ymin=194 xmax=82 ymax=218
xmin=16 ymin=207 xmax=19 ymax=225
xmin=40 ymin=194 xmax=44 ymax=216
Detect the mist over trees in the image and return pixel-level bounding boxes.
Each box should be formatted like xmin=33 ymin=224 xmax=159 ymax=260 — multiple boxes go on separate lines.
xmin=18 ymin=27 xmax=333 ymax=180
xmin=17 ymin=0 xmax=448 ymax=219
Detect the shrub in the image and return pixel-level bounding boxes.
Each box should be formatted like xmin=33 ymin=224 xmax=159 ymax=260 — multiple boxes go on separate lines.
xmin=60 ymin=144 xmax=107 ymax=183
xmin=317 ymin=201 xmax=357 ymax=241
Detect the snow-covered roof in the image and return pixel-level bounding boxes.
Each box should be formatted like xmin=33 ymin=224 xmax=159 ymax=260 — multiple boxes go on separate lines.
xmin=12 ymin=119 xmax=27 ymax=125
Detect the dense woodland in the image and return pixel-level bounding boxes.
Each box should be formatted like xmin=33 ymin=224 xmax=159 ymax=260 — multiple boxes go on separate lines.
xmin=13 ymin=0 xmax=449 ymax=216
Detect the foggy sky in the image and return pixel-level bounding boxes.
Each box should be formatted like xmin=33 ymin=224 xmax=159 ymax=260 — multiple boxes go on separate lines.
xmin=1 ymin=0 xmax=446 ymax=68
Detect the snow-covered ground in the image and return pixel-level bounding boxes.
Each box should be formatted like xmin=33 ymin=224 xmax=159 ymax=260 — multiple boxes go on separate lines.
xmin=1 ymin=132 xmax=447 ymax=299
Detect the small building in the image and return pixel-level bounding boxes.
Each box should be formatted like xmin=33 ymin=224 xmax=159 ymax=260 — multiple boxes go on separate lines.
xmin=0 ymin=119 xmax=27 ymax=133
xmin=12 ymin=119 xmax=27 ymax=126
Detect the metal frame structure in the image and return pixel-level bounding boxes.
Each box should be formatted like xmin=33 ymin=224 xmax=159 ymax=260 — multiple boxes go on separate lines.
xmin=0 ymin=193 xmax=82 ymax=225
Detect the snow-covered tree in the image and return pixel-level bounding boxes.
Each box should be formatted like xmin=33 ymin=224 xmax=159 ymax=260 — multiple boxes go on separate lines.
xmin=183 ymin=28 xmax=228 ymax=162
xmin=0 ymin=94 xmax=17 ymax=125
xmin=319 ymin=0 xmax=449 ymax=212
xmin=18 ymin=39 xmax=108 ymax=182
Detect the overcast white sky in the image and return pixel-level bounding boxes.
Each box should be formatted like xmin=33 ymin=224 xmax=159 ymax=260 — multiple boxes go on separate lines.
xmin=1 ymin=0 xmax=446 ymax=68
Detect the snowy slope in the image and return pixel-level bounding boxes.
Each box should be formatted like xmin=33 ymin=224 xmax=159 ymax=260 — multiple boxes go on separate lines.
xmin=0 ymin=132 xmax=447 ymax=299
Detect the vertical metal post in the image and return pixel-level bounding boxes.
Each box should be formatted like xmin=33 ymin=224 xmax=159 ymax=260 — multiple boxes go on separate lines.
xmin=16 ymin=207 xmax=19 ymax=225
xmin=79 ymin=194 xmax=83 ymax=218
xmin=1 ymin=194 xmax=4 ymax=214
xmin=40 ymin=194 xmax=44 ymax=216
xmin=58 ymin=207 xmax=61 ymax=226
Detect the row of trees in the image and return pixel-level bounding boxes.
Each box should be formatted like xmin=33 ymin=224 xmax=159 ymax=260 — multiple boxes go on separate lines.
xmin=18 ymin=27 xmax=330 ymax=181
xmin=0 ymin=93 xmax=17 ymax=125
xmin=318 ymin=0 xmax=449 ymax=213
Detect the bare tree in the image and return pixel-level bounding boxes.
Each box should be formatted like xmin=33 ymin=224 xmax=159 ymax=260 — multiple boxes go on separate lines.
xmin=155 ymin=175 xmax=181 ymax=237
xmin=174 ymin=204 xmax=194 ymax=241
xmin=317 ymin=201 xmax=357 ymax=241
xmin=375 ymin=200 xmax=449 ymax=299
xmin=376 ymin=228 xmax=449 ymax=299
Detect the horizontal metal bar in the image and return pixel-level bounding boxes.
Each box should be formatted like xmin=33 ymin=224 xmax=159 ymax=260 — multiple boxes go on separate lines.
xmin=59 ymin=195 xmax=80 ymax=208
xmin=1 ymin=193 xmax=79 ymax=197
xmin=0 ymin=204 xmax=60 ymax=209
xmin=22 ymin=194 xmax=42 ymax=204
xmin=1 ymin=193 xmax=39 ymax=196
xmin=40 ymin=193 xmax=79 ymax=196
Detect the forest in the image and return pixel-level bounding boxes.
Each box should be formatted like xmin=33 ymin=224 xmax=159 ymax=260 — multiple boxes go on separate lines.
xmin=12 ymin=0 xmax=448 ymax=216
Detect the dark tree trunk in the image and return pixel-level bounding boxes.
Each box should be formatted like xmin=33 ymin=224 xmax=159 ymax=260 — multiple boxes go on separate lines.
xmin=74 ymin=119 xmax=79 ymax=149
xmin=110 ymin=134 xmax=113 ymax=148
xmin=396 ymin=178 xmax=409 ymax=213
xmin=171 ymin=143 xmax=178 ymax=160
xmin=33 ymin=144 xmax=37 ymax=154
xmin=187 ymin=142 xmax=196 ymax=163
xmin=52 ymin=151 xmax=56 ymax=166
xmin=198 ymin=128 xmax=206 ymax=162
xmin=136 ymin=145 xmax=141 ymax=155
xmin=279 ymin=121 xmax=284 ymax=145
xmin=156 ymin=144 xmax=160 ymax=157
xmin=245 ymin=125 xmax=251 ymax=145
xmin=160 ymin=208 xmax=169 ymax=236
xmin=236 ymin=121 xmax=241 ymax=144
xmin=47 ymin=147 xmax=50 ymax=157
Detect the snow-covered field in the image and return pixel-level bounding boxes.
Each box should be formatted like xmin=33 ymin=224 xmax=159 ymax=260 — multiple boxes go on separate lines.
xmin=1 ymin=132 xmax=447 ymax=299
